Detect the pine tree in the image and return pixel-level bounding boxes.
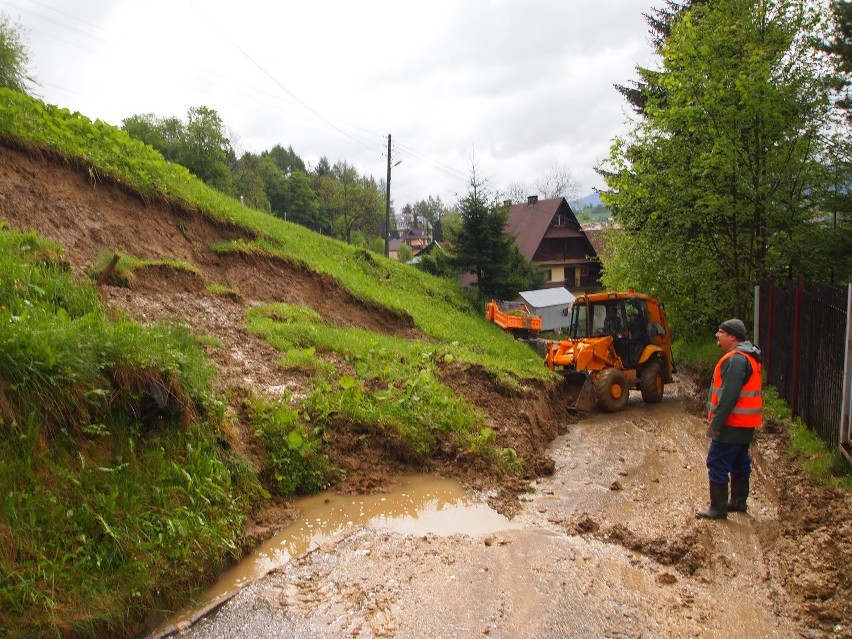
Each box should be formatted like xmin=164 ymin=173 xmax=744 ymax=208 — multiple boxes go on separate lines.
xmin=452 ymin=174 xmax=544 ymax=300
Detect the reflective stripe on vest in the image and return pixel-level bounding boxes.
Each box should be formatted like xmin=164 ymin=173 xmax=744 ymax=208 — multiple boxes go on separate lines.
xmin=706 ymin=350 xmax=762 ymax=428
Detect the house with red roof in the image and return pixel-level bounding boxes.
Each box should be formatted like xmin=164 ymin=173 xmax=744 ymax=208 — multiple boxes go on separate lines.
xmin=506 ymin=196 xmax=603 ymax=292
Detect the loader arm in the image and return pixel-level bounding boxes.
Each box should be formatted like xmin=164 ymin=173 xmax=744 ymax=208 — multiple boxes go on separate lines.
xmin=546 ymin=336 xmax=623 ymax=372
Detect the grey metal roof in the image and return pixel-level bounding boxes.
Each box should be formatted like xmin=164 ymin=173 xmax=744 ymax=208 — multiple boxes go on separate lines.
xmin=518 ymin=287 xmax=576 ymax=308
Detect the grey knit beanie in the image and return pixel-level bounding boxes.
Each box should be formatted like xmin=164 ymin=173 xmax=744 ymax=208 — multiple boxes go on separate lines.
xmin=718 ymin=318 xmax=747 ymax=341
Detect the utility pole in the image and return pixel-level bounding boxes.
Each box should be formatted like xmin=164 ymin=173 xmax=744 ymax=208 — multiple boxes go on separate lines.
xmin=385 ymin=134 xmax=392 ymax=258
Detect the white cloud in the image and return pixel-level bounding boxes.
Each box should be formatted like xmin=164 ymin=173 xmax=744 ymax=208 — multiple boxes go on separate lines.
xmin=3 ymin=0 xmax=658 ymax=205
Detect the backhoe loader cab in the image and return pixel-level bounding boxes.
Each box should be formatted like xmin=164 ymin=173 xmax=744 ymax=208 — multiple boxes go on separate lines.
xmin=545 ymin=290 xmax=675 ymax=412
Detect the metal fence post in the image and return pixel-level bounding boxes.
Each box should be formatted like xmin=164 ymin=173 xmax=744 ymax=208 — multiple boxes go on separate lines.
xmin=753 ymin=284 xmax=760 ymax=348
xmin=766 ymin=285 xmax=774 ymax=376
xmin=841 ymin=282 xmax=852 ymax=465
xmin=791 ymin=276 xmax=804 ymax=420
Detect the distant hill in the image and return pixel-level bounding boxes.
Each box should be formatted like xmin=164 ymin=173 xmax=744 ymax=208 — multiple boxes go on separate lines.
xmin=574 ymin=192 xmax=602 ymax=209
xmin=571 ymin=191 xmax=610 ymax=225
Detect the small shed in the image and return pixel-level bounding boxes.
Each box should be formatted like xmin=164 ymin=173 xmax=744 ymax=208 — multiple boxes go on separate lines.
xmin=517 ymin=287 xmax=576 ymax=332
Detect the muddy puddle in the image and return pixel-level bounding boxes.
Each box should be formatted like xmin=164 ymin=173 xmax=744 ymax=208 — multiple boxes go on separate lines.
xmin=151 ymin=474 xmax=517 ymax=637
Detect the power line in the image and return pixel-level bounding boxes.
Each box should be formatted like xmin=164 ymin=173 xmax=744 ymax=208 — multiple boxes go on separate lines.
xmin=5 ymin=0 xmax=474 ymax=201
xmin=187 ymin=0 xmax=383 ymax=156
xmin=0 ymin=0 xmax=110 ymax=45
xmin=185 ymin=1 xmax=471 ymax=192
xmin=394 ymin=141 xmax=468 ymax=181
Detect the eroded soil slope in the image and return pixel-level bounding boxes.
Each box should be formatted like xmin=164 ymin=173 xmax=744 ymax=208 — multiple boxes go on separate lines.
xmin=1 ymin=142 xmax=850 ymax=638
xmin=0 ymin=142 xmax=565 ymax=498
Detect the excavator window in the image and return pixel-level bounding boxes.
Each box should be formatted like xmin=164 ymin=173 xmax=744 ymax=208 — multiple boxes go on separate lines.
xmin=590 ymin=305 xmax=609 ymax=335
xmin=625 ymin=301 xmax=651 ymax=364
xmin=568 ymin=304 xmax=589 ymax=338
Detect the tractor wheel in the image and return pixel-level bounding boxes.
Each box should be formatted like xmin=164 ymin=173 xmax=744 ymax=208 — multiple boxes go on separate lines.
xmin=640 ymin=359 xmax=664 ymax=404
xmin=594 ymin=368 xmax=629 ymax=413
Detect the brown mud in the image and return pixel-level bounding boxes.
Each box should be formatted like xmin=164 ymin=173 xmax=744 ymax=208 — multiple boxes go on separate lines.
xmin=1 ymin=142 xmax=850 ymax=638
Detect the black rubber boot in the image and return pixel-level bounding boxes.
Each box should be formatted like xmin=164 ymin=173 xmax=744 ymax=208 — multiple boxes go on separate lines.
xmin=696 ymin=482 xmax=728 ymax=519
xmin=727 ymin=475 xmax=750 ymax=512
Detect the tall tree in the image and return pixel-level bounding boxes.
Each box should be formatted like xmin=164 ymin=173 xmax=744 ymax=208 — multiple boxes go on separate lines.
xmin=285 ymin=170 xmax=326 ymax=231
xmin=122 ymin=106 xmax=235 ymax=195
xmin=330 ymin=160 xmax=360 ymax=243
xmin=314 ymin=156 xmax=332 ymax=177
xmin=822 ymin=0 xmax=852 ymax=117
xmin=313 ymin=172 xmax=342 ymax=236
xmin=258 ymin=154 xmax=289 ymax=215
xmin=413 ymin=195 xmax=449 ymax=235
xmin=813 ymin=0 xmax=852 ymax=282
xmin=0 ymin=14 xmax=35 ymax=94
xmin=263 ymin=144 xmax=306 ymax=175
xmin=533 ymin=165 xmax=581 ymax=202
xmin=437 ymin=209 xmax=462 ymax=243
xmin=351 ymin=176 xmax=385 ymax=240
xmin=500 ymin=165 xmax=580 ymax=204
xmin=233 ymin=152 xmax=270 ymax=211
xmin=179 ymin=106 xmax=236 ymax=195
xmin=599 ymin=0 xmax=835 ymax=335
xmin=614 ymin=1 xmax=699 ymax=114
xmin=452 ymin=172 xmax=544 ymax=300
xmin=121 ymin=113 xmax=184 ymax=162
xmin=502 ymin=182 xmax=529 ymax=205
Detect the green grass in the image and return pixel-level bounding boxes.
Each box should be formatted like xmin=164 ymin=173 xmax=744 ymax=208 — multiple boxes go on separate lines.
xmin=788 ymin=421 xmax=852 ymax=489
xmin=0 ymin=90 xmax=558 ymax=636
xmin=763 ymin=385 xmax=852 ymax=490
xmin=0 ymin=89 xmax=552 ymax=387
xmin=91 ymin=250 xmax=202 ymax=287
xmin=0 ymin=227 xmax=259 ymax=637
xmin=671 ymin=337 xmax=722 ymax=367
xmin=205 ymin=282 xmax=241 ymax=299
xmin=244 ymin=393 xmax=338 ymax=496
xmin=246 ymin=303 xmax=524 ymax=471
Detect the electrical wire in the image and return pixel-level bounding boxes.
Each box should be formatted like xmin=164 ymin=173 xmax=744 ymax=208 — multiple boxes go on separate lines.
xmin=185 ymin=0 xmax=471 ymax=192
xmin=3 ymin=0 xmax=476 ymax=201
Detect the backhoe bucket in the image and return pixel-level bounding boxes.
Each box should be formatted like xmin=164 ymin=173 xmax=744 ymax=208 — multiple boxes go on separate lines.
xmin=564 ymin=373 xmax=597 ymax=412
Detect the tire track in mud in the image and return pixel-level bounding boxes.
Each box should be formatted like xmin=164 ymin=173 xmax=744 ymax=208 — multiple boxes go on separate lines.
xmin=175 ymin=383 xmax=804 ymax=639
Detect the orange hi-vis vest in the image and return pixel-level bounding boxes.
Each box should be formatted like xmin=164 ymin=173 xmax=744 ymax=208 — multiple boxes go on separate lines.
xmin=707 ymin=350 xmax=763 ymax=429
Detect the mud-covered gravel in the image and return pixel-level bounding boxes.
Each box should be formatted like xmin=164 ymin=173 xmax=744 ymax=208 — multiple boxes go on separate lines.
xmin=171 ymin=381 xmax=851 ymax=639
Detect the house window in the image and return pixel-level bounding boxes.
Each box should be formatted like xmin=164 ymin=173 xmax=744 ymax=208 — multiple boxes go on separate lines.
xmin=552 ymin=215 xmax=565 ymax=227
xmin=543 ymin=268 xmax=552 ymax=282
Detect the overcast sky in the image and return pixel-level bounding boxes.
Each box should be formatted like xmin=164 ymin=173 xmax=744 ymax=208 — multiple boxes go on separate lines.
xmin=2 ymin=0 xmax=659 ymax=206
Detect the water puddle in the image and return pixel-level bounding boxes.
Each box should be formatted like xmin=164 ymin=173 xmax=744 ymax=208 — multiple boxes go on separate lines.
xmin=154 ymin=474 xmax=516 ymax=635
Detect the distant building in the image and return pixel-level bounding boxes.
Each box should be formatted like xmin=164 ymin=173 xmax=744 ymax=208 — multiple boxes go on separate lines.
xmin=407 ymin=240 xmax=444 ymax=265
xmin=388 ymin=228 xmax=430 ymax=260
xmin=506 ymin=196 xmax=602 ymax=293
xmin=516 ymin=287 xmax=576 ymax=332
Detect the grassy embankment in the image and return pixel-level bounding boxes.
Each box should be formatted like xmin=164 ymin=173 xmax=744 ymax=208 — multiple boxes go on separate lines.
xmin=0 ymin=89 xmax=555 ymax=637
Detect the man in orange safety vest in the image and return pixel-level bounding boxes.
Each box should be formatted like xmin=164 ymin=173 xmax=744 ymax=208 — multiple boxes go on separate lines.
xmin=698 ymin=318 xmax=763 ymax=519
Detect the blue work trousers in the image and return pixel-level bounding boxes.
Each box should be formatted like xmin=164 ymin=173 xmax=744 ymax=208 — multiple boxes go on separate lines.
xmin=706 ymin=439 xmax=751 ymax=485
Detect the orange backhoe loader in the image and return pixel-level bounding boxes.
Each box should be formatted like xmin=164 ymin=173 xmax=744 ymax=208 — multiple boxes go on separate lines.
xmin=544 ymin=290 xmax=675 ymax=412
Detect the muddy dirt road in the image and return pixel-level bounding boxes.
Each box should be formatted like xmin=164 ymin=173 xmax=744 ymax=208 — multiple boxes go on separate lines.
xmin=173 ymin=381 xmax=849 ymax=639
xmin=3 ymin=143 xmax=848 ymax=639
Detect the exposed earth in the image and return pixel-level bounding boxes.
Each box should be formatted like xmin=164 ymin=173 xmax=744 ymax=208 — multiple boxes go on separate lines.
xmin=1 ymin=142 xmax=851 ymax=638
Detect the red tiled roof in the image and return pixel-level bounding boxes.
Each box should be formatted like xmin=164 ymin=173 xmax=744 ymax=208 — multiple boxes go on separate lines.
xmin=506 ymin=197 xmax=596 ymax=261
xmin=506 ymin=197 xmax=564 ymax=260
